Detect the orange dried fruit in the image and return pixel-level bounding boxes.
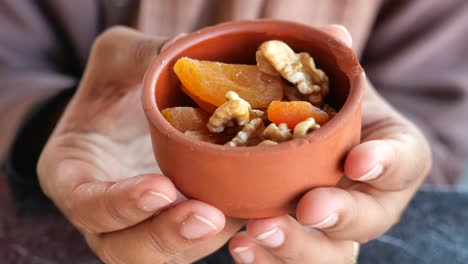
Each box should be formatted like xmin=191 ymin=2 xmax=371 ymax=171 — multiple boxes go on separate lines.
xmin=267 ymin=101 xmax=331 ymax=128
xmin=162 ymin=107 xmax=243 ymax=144
xmin=180 ymin=85 xmax=218 ymax=113
xmin=174 ymin=57 xmax=284 ymax=109
xmin=185 ymin=127 xmax=242 ymax=145
xmin=184 ymin=130 xmax=219 ymax=144
xmin=161 ymin=107 xmax=210 ymax=132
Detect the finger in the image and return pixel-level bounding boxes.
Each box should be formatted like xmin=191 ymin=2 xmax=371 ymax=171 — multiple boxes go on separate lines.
xmin=65 ymin=174 xmax=178 ymax=234
xmin=230 ymin=232 xmax=280 ymax=264
xmin=236 ymin=215 xmax=353 ymax=264
xmin=87 ymin=200 xmax=227 ymax=264
xmin=319 ymin=24 xmax=353 ymax=48
xmin=296 ymin=186 xmax=414 ymax=243
xmin=345 ymin=137 xmax=430 ymax=191
xmin=346 ymin=79 xmax=431 ymax=191
xmin=159 ymin=33 xmax=188 ymax=53
xmin=85 ymin=26 xmax=168 ymax=86
xmin=177 ymin=216 xmax=246 ymax=262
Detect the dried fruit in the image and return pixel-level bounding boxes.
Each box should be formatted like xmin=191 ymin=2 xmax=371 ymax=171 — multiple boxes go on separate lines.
xmin=166 ymin=40 xmax=335 ymax=147
xmin=174 ymin=57 xmax=284 ymax=109
xmin=162 ymin=107 xmax=210 ymax=132
xmin=267 ymin=101 xmax=330 ymax=128
xmin=184 ymin=130 xmax=218 ymax=143
xmin=181 ymin=85 xmax=218 ymax=113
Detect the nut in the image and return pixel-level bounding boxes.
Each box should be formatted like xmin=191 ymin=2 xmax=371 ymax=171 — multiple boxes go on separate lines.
xmin=308 ymin=92 xmax=323 ymax=107
xmin=293 ymin=118 xmax=320 ymax=138
xmin=226 ymin=118 xmax=264 ymax=147
xmin=258 ymin=40 xmax=329 ymax=99
xmin=258 ymin=140 xmax=278 ymax=146
xmin=207 ymin=91 xmax=251 ymax=133
xmin=283 ymin=85 xmax=304 ymax=101
xmin=307 ymin=79 xmax=329 ymax=107
xmin=250 ymin=109 xmax=265 ymax=119
xmin=323 ymin=104 xmax=337 ymax=117
xmin=256 ymin=50 xmax=280 ymax=76
xmin=263 ymin=123 xmax=292 ymax=142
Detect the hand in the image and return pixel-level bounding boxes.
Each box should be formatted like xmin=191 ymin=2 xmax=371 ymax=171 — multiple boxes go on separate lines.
xmin=227 ymin=25 xmax=432 ymax=263
xmin=37 ymin=27 xmax=244 ymax=263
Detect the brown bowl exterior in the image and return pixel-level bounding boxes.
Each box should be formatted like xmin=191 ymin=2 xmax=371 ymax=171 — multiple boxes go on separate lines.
xmin=142 ymin=20 xmax=365 ymax=218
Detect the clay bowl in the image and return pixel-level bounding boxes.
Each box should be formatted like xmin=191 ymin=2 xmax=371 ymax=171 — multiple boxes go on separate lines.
xmin=142 ymin=20 xmax=365 ymax=219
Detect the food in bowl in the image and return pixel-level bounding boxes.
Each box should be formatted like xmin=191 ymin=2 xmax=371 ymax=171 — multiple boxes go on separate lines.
xmin=142 ymin=20 xmax=364 ymax=218
xmin=162 ymin=40 xmax=337 ymax=147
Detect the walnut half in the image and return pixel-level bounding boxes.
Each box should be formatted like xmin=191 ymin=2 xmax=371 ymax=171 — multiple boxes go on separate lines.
xmin=207 ymin=91 xmax=251 ymax=133
xmin=258 ymin=140 xmax=278 ymax=146
xmin=293 ymin=117 xmax=320 ymax=138
xmin=263 ymin=123 xmax=292 ymax=142
xmin=257 ymin=40 xmax=329 ymax=106
xmin=225 ymin=118 xmax=264 ymax=147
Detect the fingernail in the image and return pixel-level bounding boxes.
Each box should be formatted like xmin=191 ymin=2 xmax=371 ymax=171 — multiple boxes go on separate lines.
xmin=330 ymin=24 xmax=353 ymax=46
xmin=309 ymin=212 xmax=339 ymax=229
xmin=180 ymin=214 xmax=218 ymax=240
xmin=137 ymin=191 xmax=174 ymax=212
xmin=357 ymin=163 xmax=384 ymax=181
xmin=232 ymin=246 xmax=255 ymax=263
xmin=256 ymin=227 xmax=285 ymax=248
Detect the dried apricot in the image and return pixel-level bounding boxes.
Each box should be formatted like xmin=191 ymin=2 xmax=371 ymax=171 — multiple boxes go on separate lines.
xmin=185 ymin=127 xmax=242 ymax=144
xmin=184 ymin=130 xmax=218 ymax=143
xmin=161 ymin=107 xmax=210 ymax=132
xmin=180 ymin=85 xmax=218 ymax=113
xmin=267 ymin=101 xmax=330 ymax=128
xmin=174 ymin=57 xmax=284 ymax=109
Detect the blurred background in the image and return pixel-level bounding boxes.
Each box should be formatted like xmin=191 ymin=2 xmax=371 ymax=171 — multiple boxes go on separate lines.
xmin=1 ymin=0 xmax=468 ymax=263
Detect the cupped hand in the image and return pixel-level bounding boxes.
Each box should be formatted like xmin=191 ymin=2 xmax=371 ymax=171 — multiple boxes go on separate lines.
xmin=228 ymin=25 xmax=432 ymax=264
xmin=37 ymin=27 xmax=244 ymax=263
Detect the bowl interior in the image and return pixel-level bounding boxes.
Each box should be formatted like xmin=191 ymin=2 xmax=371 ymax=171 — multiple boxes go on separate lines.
xmin=153 ymin=24 xmax=350 ymax=115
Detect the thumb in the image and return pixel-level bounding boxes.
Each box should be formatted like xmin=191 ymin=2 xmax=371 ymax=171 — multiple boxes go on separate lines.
xmin=319 ymin=24 xmax=353 ymax=48
xmin=61 ymin=174 xmax=179 ymax=234
xmin=84 ymin=26 xmax=168 ymax=87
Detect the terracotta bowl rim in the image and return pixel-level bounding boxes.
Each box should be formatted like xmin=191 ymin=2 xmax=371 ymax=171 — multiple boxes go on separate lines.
xmin=142 ymin=19 xmax=364 ymax=156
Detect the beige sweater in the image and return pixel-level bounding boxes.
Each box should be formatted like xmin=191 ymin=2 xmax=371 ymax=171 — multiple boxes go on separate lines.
xmin=137 ymin=0 xmax=381 ymax=54
xmin=1 ymin=0 xmax=467 ymax=184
